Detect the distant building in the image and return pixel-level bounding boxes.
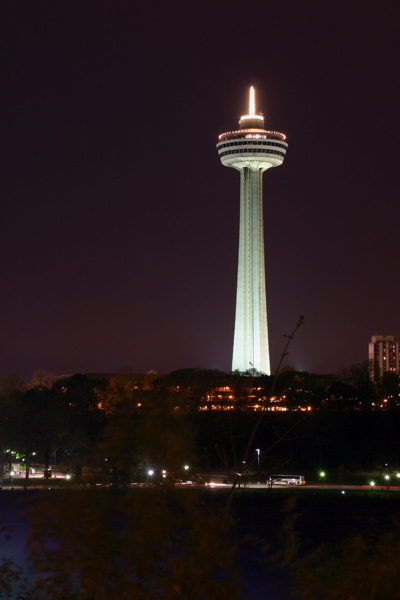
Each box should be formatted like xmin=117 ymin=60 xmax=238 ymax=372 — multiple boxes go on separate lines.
xmin=369 ymin=335 xmax=400 ymax=379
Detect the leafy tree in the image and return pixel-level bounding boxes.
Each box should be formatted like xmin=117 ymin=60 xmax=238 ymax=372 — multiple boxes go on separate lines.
xmin=95 ymin=390 xmax=195 ymax=483
xmin=277 ymin=497 xmax=400 ymax=600
xmin=378 ymin=372 xmax=400 ymax=408
xmin=0 ymin=386 xmax=24 ymax=482
xmin=0 ymin=373 xmax=25 ymax=396
xmin=53 ymin=374 xmax=108 ymax=474
xmin=27 ymin=369 xmax=55 ymax=390
xmin=17 ymin=387 xmax=67 ymax=478
xmin=160 ymin=368 xmax=227 ymax=412
xmin=26 ymin=487 xmax=239 ymax=600
xmin=348 ymin=361 xmax=378 ymax=409
xmin=325 ymin=379 xmax=358 ymax=409
xmin=228 ymin=370 xmax=253 ymax=411
xmin=25 ymin=387 xmax=240 ymax=599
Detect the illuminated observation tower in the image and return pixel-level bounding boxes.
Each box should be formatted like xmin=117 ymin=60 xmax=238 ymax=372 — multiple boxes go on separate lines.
xmin=217 ymin=87 xmax=288 ymax=374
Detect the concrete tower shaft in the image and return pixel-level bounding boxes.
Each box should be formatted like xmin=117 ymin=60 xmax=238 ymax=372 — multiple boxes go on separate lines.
xmin=217 ymin=87 xmax=287 ymax=374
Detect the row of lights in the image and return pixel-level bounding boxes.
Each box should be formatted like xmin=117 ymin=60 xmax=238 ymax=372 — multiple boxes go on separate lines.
xmin=147 ymin=465 xmax=190 ymax=478
xmin=370 ymin=473 xmax=400 ymax=488
xmin=320 ymin=470 xmax=400 ymax=488
xmin=218 ymin=129 xmax=287 ymax=141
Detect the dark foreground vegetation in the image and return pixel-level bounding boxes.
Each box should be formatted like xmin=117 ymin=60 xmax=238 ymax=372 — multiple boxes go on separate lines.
xmin=2 ymin=487 xmax=400 ymax=599
xmin=1 ymin=364 xmax=400 ymax=598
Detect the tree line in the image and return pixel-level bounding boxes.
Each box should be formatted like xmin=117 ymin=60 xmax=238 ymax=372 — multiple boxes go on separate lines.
xmin=0 ymin=365 xmax=400 ymax=599
xmin=0 ymin=362 xmax=400 ymax=482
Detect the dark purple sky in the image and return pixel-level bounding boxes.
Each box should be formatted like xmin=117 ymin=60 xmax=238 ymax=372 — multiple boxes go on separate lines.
xmin=2 ymin=1 xmax=400 ymax=381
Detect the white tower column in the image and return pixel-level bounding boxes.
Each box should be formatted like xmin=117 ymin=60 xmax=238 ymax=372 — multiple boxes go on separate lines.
xmin=217 ymin=86 xmax=287 ymax=375
xmin=233 ymin=167 xmax=269 ymax=373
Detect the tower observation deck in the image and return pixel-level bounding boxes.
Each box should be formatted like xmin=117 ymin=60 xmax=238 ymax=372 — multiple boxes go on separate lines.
xmin=217 ymin=87 xmax=288 ymax=374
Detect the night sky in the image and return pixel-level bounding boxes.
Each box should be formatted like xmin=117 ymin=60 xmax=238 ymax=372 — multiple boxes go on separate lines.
xmin=2 ymin=1 xmax=400 ymax=381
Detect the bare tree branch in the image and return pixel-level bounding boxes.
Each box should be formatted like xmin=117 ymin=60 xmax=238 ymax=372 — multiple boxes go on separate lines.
xmin=220 ymin=315 xmax=305 ymax=532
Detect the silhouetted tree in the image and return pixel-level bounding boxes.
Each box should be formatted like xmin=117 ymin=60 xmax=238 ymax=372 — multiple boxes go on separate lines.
xmin=378 ymin=371 xmax=400 ymax=408
xmin=26 ymin=486 xmax=239 ymax=600
xmin=277 ymin=497 xmax=400 ymax=600
xmin=27 ymin=369 xmax=55 ymax=390
xmin=53 ymin=374 xmax=108 ymax=473
xmin=348 ymin=361 xmax=378 ymax=409
xmin=20 ymin=386 xmax=67 ymax=478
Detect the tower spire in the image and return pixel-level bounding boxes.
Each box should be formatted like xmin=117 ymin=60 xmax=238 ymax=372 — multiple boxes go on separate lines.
xmin=249 ymin=86 xmax=255 ymax=117
xmin=239 ymin=86 xmax=264 ymax=128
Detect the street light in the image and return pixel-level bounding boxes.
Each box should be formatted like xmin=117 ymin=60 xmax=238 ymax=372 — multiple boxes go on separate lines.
xmin=256 ymin=449 xmax=261 ymax=484
xmin=385 ymin=474 xmax=390 ymax=490
xmin=370 ymin=480 xmax=375 ymax=491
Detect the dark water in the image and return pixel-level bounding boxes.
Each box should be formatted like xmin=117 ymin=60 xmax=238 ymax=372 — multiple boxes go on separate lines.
xmin=0 ymin=490 xmax=30 ymax=566
xmin=1 ymin=488 xmax=400 ymax=599
xmin=232 ymin=488 xmax=400 ymax=599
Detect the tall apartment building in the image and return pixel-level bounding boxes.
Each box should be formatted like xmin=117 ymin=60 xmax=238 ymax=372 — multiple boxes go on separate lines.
xmin=368 ymin=335 xmax=400 ymax=379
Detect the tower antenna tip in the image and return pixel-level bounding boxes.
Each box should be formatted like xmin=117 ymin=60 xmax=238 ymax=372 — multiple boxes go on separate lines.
xmin=249 ymin=86 xmax=255 ymax=117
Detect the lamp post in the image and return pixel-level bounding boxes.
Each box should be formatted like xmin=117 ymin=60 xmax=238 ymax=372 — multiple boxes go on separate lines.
xmin=256 ymin=449 xmax=260 ymax=484
xmin=183 ymin=465 xmax=190 ymax=484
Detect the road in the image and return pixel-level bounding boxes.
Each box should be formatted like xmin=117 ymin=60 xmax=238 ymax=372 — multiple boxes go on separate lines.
xmin=208 ymin=482 xmax=400 ymax=493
